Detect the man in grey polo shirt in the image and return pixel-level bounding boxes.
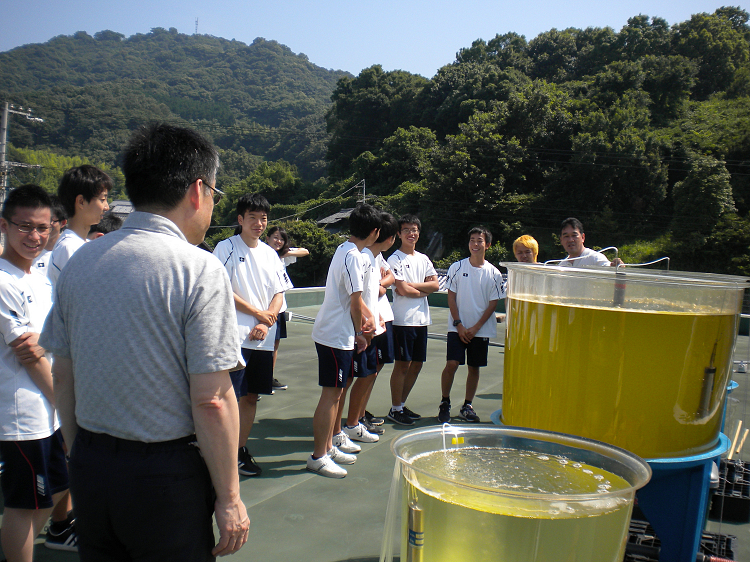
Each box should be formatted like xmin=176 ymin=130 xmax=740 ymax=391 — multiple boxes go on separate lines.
xmin=40 ymin=123 xmax=249 ymax=561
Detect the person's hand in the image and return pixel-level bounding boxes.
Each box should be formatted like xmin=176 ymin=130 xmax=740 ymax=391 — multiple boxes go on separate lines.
xmin=212 ymin=497 xmax=250 ymax=556
xmin=610 ymin=258 xmax=624 ymax=267
xmin=10 ymin=332 xmax=44 ymax=364
xmin=255 ymin=310 xmax=277 ymax=326
xmin=457 ymin=324 xmax=473 ymax=344
xmin=251 ymin=324 xmax=269 ymax=341
xmin=355 ymin=334 xmax=367 ymax=353
xmin=362 ymin=315 xmax=376 ymax=335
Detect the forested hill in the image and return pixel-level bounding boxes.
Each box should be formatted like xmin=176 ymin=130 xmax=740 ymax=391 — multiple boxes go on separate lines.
xmin=0 ymin=28 xmax=350 ymax=180
xmin=322 ymin=8 xmax=750 ymax=276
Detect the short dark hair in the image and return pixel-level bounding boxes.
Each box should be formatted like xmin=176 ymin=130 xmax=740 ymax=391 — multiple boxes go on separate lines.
xmin=123 ymin=123 xmax=219 ymax=211
xmin=266 ymin=225 xmax=290 ymax=257
xmin=89 ymin=213 xmax=123 ymax=236
xmin=561 ymin=217 xmax=584 ymax=234
xmin=398 ymin=214 xmax=421 ymax=232
xmin=376 ymin=212 xmax=399 ymax=243
xmin=236 ymin=193 xmax=270 ymax=218
xmin=58 ymin=165 xmax=112 ymax=218
xmin=49 ymin=195 xmax=67 ymax=222
xmin=468 ymin=226 xmax=492 ymax=246
xmin=2 ymin=184 xmax=52 ymax=221
xmin=349 ymin=203 xmax=381 ymax=240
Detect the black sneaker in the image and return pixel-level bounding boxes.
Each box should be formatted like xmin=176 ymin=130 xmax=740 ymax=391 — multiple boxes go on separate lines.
xmin=365 ymin=410 xmax=385 ymax=426
xmin=272 ymin=378 xmax=288 ymax=390
xmin=438 ymin=401 xmax=451 ymax=423
xmin=238 ymin=447 xmax=262 ymax=476
xmin=387 ymin=409 xmax=415 ymax=426
xmin=402 ymin=406 xmax=422 ymax=420
xmin=359 ymin=416 xmax=385 ymax=435
xmin=459 ymin=404 xmax=481 ymax=423
xmin=45 ymin=520 xmax=78 ymax=552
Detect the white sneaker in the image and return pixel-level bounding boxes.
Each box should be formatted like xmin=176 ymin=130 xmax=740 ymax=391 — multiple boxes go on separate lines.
xmin=343 ymin=423 xmax=380 ymax=443
xmin=306 ymin=454 xmax=347 ymax=478
xmin=332 ymin=431 xmax=361 ymax=453
xmin=328 ymin=446 xmax=357 ymax=465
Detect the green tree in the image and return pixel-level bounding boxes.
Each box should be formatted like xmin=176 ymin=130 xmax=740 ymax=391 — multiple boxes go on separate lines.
xmin=325 ymin=65 xmax=430 ymax=179
xmin=671 ymin=152 xmax=735 ymax=247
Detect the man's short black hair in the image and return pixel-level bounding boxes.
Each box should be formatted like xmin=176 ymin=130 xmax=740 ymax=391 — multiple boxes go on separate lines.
xmin=236 ymin=193 xmax=270 ymax=218
xmin=376 ymin=212 xmax=399 ymax=243
xmin=58 ymin=165 xmax=113 ymax=218
xmin=89 ymin=213 xmax=123 ymax=236
xmin=561 ymin=217 xmax=584 ymax=234
xmin=349 ymin=204 xmax=381 ymax=240
xmin=123 ymin=123 xmax=219 ymax=211
xmin=468 ymin=226 xmax=492 ymax=246
xmin=398 ymin=214 xmax=421 ymax=232
xmin=49 ymin=195 xmax=67 ymax=222
xmin=2 ymin=184 xmax=52 ymax=221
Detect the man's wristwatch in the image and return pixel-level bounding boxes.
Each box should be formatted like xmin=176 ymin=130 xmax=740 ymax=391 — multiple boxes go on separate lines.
xmin=355 ymin=331 xmax=364 ymax=336
xmin=453 ymin=319 xmax=462 ymax=327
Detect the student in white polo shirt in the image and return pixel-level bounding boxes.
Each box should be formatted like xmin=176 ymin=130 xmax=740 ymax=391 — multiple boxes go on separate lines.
xmin=307 ymin=204 xmax=380 ymax=478
xmin=387 ymin=215 xmax=439 ymax=426
xmin=48 ymin=166 xmax=111 ymax=286
xmin=213 ymin=194 xmax=286 ymax=478
xmin=438 ymin=226 xmax=505 ymax=423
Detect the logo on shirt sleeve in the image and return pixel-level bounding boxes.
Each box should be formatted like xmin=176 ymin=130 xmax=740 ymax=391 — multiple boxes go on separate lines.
xmin=239 ymin=257 xmax=245 ymax=262
xmin=463 ymin=272 xmax=468 ymax=277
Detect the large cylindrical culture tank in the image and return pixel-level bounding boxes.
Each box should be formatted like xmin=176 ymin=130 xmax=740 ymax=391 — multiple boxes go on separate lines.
xmin=502 ymin=264 xmax=749 ymax=459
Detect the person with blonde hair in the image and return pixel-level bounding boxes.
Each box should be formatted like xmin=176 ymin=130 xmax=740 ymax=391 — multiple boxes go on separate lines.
xmin=513 ymin=235 xmax=538 ymax=263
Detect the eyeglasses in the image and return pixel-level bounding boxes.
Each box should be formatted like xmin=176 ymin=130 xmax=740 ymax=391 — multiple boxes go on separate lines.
xmin=195 ymin=178 xmax=224 ymax=204
xmin=401 ymin=228 xmax=419 ymax=234
xmin=7 ymin=219 xmax=51 ymax=234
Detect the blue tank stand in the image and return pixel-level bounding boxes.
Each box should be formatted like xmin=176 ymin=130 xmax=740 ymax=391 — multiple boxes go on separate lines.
xmin=721 ymin=380 xmax=738 ymax=433
xmin=637 ymin=434 xmax=730 ymax=562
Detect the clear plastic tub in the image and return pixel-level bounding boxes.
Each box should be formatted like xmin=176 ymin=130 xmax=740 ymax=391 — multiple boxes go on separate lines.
xmin=502 ymin=263 xmax=749 ymax=459
xmin=380 ymin=425 xmax=651 ymax=562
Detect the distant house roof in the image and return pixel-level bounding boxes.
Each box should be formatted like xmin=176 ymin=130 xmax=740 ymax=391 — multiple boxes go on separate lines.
xmin=317 ymin=208 xmax=353 ymax=227
xmin=108 ymin=200 xmax=134 ymax=220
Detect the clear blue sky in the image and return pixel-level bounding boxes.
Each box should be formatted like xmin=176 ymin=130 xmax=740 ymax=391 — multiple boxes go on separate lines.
xmin=2 ymin=0 xmax=745 ymax=77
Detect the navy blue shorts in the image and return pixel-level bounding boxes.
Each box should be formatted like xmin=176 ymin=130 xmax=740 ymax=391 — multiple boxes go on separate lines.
xmin=275 ymin=314 xmax=287 ymax=341
xmin=315 ymin=343 xmax=354 ymax=388
xmin=353 ymin=343 xmax=377 ymax=377
xmin=374 ymin=322 xmax=395 ymax=365
xmin=393 ymin=325 xmax=428 ymax=363
xmin=446 ymin=331 xmax=489 ymax=368
xmin=0 ymin=428 xmax=69 ymax=509
xmin=230 ymin=347 xmax=274 ymax=397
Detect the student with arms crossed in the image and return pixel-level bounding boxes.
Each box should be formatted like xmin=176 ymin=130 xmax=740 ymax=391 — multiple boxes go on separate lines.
xmin=438 ymin=227 xmax=505 ymax=423
xmin=387 ymin=215 xmax=439 ymax=426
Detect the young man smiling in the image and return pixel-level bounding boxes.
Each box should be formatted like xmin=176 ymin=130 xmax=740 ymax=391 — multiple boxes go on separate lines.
xmin=387 ymin=215 xmax=439 ymax=426
xmin=213 ymin=193 xmax=286 ymax=477
xmin=0 ymin=185 xmax=73 ymax=562
xmin=48 ymin=165 xmax=111 ymax=285
xmin=438 ymin=227 xmax=504 ymax=423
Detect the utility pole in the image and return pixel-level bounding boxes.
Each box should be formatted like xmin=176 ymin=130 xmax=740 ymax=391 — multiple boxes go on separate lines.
xmin=0 ymin=102 xmax=44 ymax=206
xmin=362 ymin=179 xmax=366 ymax=203
xmin=195 ymin=18 xmax=199 ymax=34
